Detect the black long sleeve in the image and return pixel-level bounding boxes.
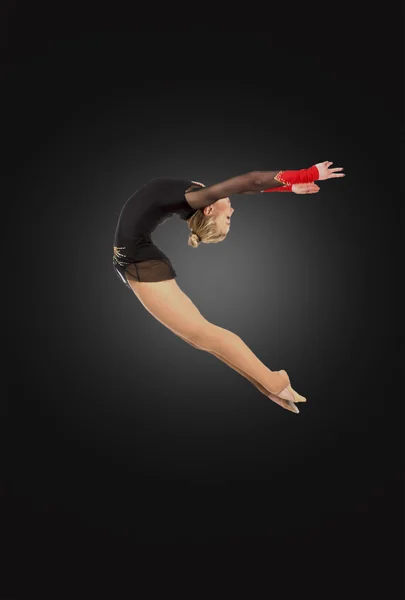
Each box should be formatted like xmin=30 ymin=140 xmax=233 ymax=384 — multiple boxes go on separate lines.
xmin=184 ymin=170 xmax=282 ymax=210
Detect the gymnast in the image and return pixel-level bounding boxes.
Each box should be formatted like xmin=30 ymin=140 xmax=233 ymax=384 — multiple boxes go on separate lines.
xmin=113 ymin=161 xmax=345 ymax=413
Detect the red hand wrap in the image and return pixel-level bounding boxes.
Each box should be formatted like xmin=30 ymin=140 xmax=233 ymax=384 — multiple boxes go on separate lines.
xmin=263 ymin=183 xmax=293 ymax=192
xmin=262 ymin=165 xmax=319 ymax=192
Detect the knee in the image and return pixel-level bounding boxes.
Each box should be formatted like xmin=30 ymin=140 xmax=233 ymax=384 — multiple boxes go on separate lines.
xmin=190 ymin=322 xmax=217 ymax=350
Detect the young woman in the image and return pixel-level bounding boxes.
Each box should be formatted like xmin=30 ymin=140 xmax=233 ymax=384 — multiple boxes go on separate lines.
xmin=113 ymin=160 xmax=345 ymax=413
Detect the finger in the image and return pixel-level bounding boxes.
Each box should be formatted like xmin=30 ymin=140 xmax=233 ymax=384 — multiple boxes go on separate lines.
xmin=331 ymin=173 xmax=345 ymax=178
xmin=330 ymin=167 xmax=344 ymax=172
xmin=324 ymin=161 xmax=333 ymax=166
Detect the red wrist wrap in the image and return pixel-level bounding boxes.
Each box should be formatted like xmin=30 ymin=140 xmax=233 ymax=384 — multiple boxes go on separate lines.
xmin=262 ymin=165 xmax=319 ymax=192
xmin=263 ymin=183 xmax=293 ymax=192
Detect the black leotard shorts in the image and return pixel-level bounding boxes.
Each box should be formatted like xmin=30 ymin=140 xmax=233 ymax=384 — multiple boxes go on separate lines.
xmin=112 ymin=178 xmax=200 ymax=289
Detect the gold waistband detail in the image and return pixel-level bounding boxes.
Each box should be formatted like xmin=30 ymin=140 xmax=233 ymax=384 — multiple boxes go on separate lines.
xmin=113 ymin=246 xmax=130 ymax=267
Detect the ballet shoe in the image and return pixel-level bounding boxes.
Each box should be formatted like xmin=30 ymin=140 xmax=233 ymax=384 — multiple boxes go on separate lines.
xmin=284 ymin=400 xmax=300 ymax=413
xmin=277 ymin=370 xmax=307 ymax=403
xmin=278 ymin=385 xmax=307 ymax=403
xmin=268 ymin=391 xmax=300 ymax=413
xmin=270 ymin=370 xmax=291 ymax=395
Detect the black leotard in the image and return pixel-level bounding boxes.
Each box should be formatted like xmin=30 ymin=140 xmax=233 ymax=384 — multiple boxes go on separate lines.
xmin=112 ymin=170 xmax=287 ymax=288
xmin=112 ymin=177 xmax=202 ymax=288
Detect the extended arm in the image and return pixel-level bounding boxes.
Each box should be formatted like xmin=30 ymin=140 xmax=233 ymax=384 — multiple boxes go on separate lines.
xmin=184 ymin=165 xmax=320 ymax=210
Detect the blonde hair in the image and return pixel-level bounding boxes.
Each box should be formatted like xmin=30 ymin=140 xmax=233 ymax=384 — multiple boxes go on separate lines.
xmin=187 ymin=210 xmax=227 ymax=248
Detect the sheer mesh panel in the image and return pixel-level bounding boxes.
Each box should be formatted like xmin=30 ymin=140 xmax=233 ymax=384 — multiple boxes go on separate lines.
xmin=124 ymin=259 xmax=176 ymax=283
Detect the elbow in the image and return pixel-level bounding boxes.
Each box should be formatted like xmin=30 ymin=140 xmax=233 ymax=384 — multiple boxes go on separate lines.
xmin=249 ymin=171 xmax=263 ymax=189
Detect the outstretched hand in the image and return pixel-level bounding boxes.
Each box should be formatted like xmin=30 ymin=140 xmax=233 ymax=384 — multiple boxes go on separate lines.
xmin=292 ymin=182 xmax=320 ymax=194
xmin=315 ymin=160 xmax=345 ymax=181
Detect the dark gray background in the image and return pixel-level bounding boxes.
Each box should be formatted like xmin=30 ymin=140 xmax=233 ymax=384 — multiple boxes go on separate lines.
xmin=4 ymin=8 xmax=403 ymax=598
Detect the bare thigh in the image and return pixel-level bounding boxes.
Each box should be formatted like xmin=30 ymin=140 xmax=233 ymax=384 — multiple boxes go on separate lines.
xmin=126 ymin=277 xmax=209 ymax=343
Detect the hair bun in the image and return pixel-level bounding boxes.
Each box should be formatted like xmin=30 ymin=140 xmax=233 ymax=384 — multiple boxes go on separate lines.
xmin=189 ymin=231 xmax=201 ymax=248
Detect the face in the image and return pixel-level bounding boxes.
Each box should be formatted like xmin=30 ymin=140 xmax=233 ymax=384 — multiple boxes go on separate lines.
xmin=203 ymin=197 xmax=234 ymax=236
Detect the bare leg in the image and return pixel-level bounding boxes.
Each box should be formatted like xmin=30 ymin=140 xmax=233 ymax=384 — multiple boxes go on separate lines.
xmin=175 ymin=332 xmax=299 ymax=413
xmin=126 ymin=277 xmax=291 ymax=396
xmin=174 ymin=333 xmax=272 ymax=394
xmin=193 ymin=322 xmax=291 ymax=395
